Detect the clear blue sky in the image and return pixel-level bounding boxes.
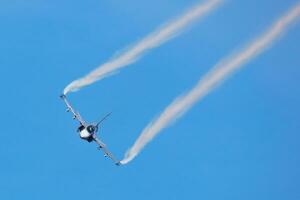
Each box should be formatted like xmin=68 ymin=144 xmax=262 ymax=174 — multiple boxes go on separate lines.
xmin=1 ymin=0 xmax=300 ymax=199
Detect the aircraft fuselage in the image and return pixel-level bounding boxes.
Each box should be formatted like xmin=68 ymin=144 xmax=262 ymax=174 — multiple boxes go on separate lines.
xmin=77 ymin=125 xmax=97 ymax=142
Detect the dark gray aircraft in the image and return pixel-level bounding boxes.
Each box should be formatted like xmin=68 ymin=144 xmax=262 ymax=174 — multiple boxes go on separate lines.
xmin=60 ymin=94 xmax=120 ymax=166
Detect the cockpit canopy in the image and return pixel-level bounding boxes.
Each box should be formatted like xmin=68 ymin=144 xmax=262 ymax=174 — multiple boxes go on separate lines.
xmin=87 ymin=125 xmax=96 ymax=133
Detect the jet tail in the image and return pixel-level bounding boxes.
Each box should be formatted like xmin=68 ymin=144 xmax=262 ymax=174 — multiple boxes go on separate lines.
xmin=95 ymin=112 xmax=112 ymax=131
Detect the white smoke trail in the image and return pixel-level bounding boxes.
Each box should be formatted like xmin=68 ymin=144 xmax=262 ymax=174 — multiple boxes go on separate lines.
xmin=121 ymin=3 xmax=300 ymax=164
xmin=63 ymin=0 xmax=222 ymax=95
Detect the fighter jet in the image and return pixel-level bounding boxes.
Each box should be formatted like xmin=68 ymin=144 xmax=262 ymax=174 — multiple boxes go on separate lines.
xmin=60 ymin=94 xmax=121 ymax=166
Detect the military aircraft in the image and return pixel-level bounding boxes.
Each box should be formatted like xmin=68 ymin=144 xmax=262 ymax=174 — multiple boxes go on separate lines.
xmin=60 ymin=94 xmax=121 ymax=166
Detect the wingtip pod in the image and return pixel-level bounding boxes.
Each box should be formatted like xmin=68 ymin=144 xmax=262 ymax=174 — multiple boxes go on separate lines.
xmin=60 ymin=94 xmax=66 ymax=99
xmin=116 ymin=161 xmax=122 ymax=166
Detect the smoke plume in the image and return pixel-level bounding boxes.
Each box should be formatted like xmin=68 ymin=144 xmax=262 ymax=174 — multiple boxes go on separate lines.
xmin=121 ymin=3 xmax=300 ymax=164
xmin=63 ymin=0 xmax=222 ymax=94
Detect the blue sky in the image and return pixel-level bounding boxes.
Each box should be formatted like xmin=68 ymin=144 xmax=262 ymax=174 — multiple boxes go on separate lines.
xmin=0 ymin=0 xmax=300 ymax=199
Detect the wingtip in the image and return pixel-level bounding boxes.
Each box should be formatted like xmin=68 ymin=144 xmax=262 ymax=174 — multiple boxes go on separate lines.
xmin=60 ymin=94 xmax=66 ymax=99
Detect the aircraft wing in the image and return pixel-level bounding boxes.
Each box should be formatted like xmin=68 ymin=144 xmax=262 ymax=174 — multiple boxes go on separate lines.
xmin=93 ymin=136 xmax=121 ymax=166
xmin=60 ymin=95 xmax=86 ymax=126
